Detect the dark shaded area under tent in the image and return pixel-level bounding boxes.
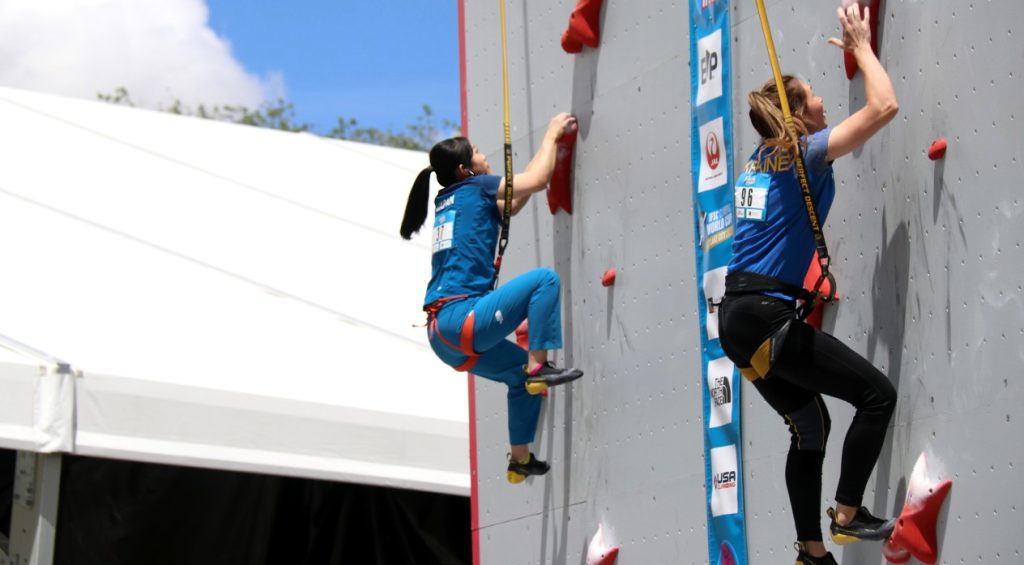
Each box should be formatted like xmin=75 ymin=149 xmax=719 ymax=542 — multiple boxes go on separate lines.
xmin=0 ymin=448 xmax=469 ymax=565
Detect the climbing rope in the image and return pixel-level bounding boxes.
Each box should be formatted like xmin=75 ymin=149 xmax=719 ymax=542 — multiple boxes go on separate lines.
xmin=754 ymin=0 xmax=836 ymax=312
xmin=494 ymin=0 xmax=514 ymax=288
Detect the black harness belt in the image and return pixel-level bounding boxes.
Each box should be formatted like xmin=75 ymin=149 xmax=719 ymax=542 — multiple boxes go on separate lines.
xmin=722 ymin=271 xmax=824 ymax=381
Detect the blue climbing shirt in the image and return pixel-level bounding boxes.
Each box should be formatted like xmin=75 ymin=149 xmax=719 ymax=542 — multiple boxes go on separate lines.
xmin=424 ymin=174 xmax=503 ymax=305
xmin=729 ymin=128 xmax=835 ymax=289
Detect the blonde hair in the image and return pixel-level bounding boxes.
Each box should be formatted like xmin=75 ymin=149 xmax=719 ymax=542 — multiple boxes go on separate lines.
xmin=748 ymin=75 xmax=810 ymax=155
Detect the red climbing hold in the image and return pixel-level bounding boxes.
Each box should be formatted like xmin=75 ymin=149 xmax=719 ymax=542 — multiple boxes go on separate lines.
xmin=514 ymin=320 xmax=530 ymax=350
xmin=548 ymin=121 xmax=578 ymax=214
xmin=601 ymin=268 xmax=616 ymax=287
xmin=586 ymin=525 xmax=619 ymax=565
xmin=884 ymin=452 xmax=953 ymax=565
xmin=841 ymin=0 xmax=882 ymax=80
xmin=514 ymin=321 xmax=547 ymax=396
xmin=801 ymin=251 xmax=838 ymax=330
xmin=882 ymin=538 xmax=912 ymax=564
xmin=561 ymin=0 xmax=604 ymax=54
xmin=927 ymin=137 xmax=947 ymax=161
xmin=561 ymin=30 xmax=584 ymax=54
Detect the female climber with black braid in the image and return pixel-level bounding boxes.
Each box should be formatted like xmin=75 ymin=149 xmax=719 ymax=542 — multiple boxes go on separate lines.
xmin=717 ymin=6 xmax=899 ymax=564
xmin=400 ymin=112 xmax=583 ymax=484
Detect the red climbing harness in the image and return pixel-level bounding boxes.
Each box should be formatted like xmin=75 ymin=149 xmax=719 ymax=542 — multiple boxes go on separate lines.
xmin=424 ymin=295 xmax=479 ymax=372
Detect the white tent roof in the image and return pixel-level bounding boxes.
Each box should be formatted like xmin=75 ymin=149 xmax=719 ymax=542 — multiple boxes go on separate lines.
xmin=0 ymin=86 xmax=468 ymax=495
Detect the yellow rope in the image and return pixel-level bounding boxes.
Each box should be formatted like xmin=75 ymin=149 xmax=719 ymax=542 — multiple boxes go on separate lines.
xmin=495 ymin=0 xmax=514 ymax=285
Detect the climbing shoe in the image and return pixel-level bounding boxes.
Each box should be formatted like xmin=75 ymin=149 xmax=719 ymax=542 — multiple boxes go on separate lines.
xmin=827 ymin=506 xmax=896 ymax=545
xmin=507 ymin=452 xmax=550 ymax=484
xmin=794 ymin=543 xmax=838 ymax=565
xmin=524 ymin=362 xmax=583 ymax=395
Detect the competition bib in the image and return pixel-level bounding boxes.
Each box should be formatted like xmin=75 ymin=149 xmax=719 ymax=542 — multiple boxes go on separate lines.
xmin=432 ymin=209 xmax=456 ymax=253
xmin=734 ymin=172 xmax=770 ymax=222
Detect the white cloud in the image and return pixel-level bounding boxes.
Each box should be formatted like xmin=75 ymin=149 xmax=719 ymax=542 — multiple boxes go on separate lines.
xmin=0 ymin=0 xmax=281 ymax=109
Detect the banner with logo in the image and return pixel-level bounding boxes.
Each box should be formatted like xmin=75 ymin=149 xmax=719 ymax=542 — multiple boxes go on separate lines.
xmin=689 ymin=1 xmax=747 ymax=564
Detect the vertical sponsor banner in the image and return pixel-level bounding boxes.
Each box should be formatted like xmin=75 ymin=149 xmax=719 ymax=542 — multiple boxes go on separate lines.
xmin=689 ymin=1 xmax=747 ymax=564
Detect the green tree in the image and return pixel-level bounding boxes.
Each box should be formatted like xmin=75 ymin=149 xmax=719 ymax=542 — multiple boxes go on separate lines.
xmin=97 ymin=88 xmax=457 ymax=150
xmin=326 ymin=104 xmax=459 ymax=150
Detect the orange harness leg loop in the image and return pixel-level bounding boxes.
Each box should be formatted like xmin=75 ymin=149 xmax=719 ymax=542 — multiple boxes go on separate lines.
xmin=425 ymin=297 xmax=479 ymax=372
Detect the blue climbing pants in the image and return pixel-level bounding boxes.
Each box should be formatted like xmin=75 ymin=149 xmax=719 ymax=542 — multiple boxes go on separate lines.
xmin=427 ymin=267 xmax=563 ymax=445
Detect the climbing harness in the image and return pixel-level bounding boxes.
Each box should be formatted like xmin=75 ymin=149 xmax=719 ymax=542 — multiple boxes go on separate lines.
xmin=718 ymin=1 xmax=846 ymax=382
xmin=424 ymin=295 xmax=479 ymax=372
xmin=754 ymin=0 xmax=837 ymax=312
xmin=721 ymin=271 xmax=813 ymax=381
xmin=494 ymin=0 xmax=514 ymax=288
xmin=421 ymin=1 xmax=514 ymax=372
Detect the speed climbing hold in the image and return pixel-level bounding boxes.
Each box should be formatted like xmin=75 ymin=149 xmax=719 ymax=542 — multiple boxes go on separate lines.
xmin=585 ymin=524 xmax=619 ymax=565
xmin=927 ymin=137 xmax=947 ymax=161
xmin=514 ymin=320 xmax=529 ymax=350
xmin=601 ymin=268 xmax=616 ymax=287
xmin=801 ymin=251 xmax=839 ymax=330
xmin=884 ymin=452 xmax=953 ymax=565
xmin=561 ymin=0 xmax=604 ymax=54
xmin=841 ymin=0 xmax=882 ymax=80
xmin=548 ymin=121 xmax=578 ymax=214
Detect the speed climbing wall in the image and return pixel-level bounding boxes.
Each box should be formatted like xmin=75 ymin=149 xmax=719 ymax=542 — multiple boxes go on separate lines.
xmin=462 ymin=1 xmax=1024 ymax=564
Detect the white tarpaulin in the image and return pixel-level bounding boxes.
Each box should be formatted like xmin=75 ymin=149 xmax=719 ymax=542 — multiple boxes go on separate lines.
xmin=0 ymin=86 xmax=469 ymax=495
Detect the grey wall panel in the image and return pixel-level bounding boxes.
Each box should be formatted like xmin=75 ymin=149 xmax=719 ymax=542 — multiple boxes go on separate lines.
xmin=466 ymin=0 xmax=1023 ymax=563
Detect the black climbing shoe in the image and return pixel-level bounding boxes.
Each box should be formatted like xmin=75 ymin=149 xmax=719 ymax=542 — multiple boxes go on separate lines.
xmin=794 ymin=542 xmax=838 ymax=565
xmin=507 ymin=452 xmax=550 ymax=484
xmin=827 ymin=506 xmax=896 ymax=545
xmin=524 ymin=362 xmax=583 ymax=395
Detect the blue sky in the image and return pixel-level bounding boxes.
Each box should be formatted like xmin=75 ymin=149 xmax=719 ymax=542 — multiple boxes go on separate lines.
xmin=0 ymin=0 xmax=460 ymax=140
xmin=204 ymin=1 xmax=461 ymax=136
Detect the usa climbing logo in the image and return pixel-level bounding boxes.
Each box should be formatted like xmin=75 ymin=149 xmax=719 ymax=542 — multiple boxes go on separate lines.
xmin=711 ymin=445 xmax=739 ymax=516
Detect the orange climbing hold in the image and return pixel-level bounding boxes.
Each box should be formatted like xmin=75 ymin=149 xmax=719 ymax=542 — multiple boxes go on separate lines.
xmin=883 ymin=452 xmax=953 ymax=565
xmin=548 ymin=121 xmax=578 ymax=214
xmin=927 ymin=137 xmax=947 ymax=161
xmin=561 ymin=0 xmax=604 ymax=54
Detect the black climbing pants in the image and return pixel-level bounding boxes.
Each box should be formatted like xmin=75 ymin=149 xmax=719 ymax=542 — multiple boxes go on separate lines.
xmin=718 ymin=292 xmax=897 ymax=541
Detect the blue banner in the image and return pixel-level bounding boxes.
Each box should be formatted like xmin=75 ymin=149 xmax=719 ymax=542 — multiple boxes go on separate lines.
xmin=689 ymin=1 xmax=747 ymax=564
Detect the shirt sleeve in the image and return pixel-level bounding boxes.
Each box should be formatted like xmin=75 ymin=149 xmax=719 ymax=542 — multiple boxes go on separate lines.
xmin=804 ymin=127 xmax=832 ymax=176
xmin=477 ymin=175 xmax=502 ymax=200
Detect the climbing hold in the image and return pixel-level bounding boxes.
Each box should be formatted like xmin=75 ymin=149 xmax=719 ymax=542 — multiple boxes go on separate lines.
xmin=585 ymin=524 xmax=619 ymax=565
xmin=561 ymin=0 xmax=604 ymax=54
xmin=927 ymin=137 xmax=947 ymax=161
xmin=548 ymin=122 xmax=578 ymax=214
xmin=601 ymin=268 xmax=616 ymax=287
xmin=884 ymin=452 xmax=953 ymax=565
xmin=561 ymin=30 xmax=584 ymax=54
xmin=514 ymin=320 xmax=530 ymax=350
xmin=801 ymin=251 xmax=838 ymax=330
xmin=514 ymin=321 xmax=547 ymax=397
xmin=840 ymin=0 xmax=882 ymax=80
xmin=882 ymin=538 xmax=912 ymax=564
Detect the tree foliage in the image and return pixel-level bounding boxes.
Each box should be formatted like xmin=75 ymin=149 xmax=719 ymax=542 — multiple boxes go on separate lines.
xmin=97 ymin=88 xmax=457 ymax=150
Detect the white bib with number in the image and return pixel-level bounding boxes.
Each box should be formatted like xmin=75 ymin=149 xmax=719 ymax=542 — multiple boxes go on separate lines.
xmin=734 ymin=172 xmax=770 ymax=222
xmin=432 ymin=209 xmax=456 ymax=253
